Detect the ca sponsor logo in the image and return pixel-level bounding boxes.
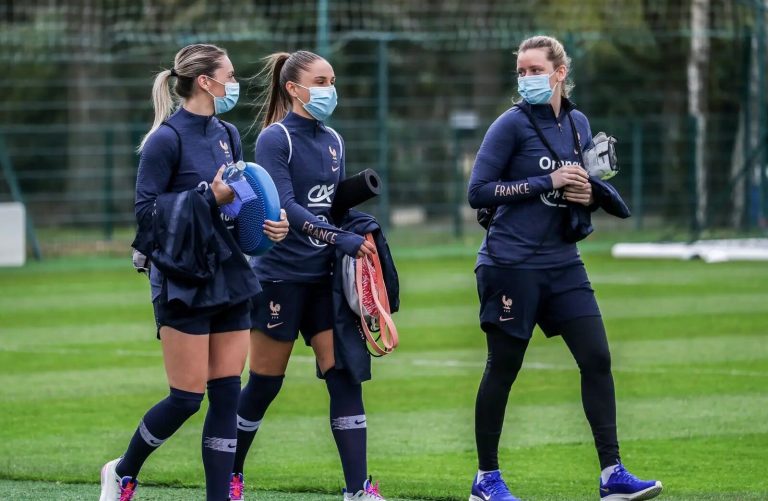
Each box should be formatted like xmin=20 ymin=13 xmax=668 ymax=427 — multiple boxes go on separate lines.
xmin=308 ymin=184 xmax=334 ymax=207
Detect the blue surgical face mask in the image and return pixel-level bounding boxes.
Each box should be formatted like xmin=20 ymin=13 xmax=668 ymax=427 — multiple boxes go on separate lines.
xmin=517 ymin=72 xmax=558 ymax=105
xmin=206 ymin=77 xmax=239 ymax=114
xmin=296 ymin=84 xmax=338 ymax=122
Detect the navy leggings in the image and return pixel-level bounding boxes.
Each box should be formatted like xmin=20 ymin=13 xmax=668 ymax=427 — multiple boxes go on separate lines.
xmin=475 ymin=316 xmax=620 ymax=470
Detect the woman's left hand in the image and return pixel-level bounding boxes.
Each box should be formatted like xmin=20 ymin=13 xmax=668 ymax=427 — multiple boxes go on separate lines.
xmin=263 ymin=209 xmax=289 ymax=242
xmin=564 ymin=180 xmax=594 ymax=206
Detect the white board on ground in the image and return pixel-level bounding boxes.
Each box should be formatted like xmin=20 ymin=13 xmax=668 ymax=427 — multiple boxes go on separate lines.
xmin=0 ymin=202 xmax=26 ymax=266
xmin=612 ymin=239 xmax=768 ymax=263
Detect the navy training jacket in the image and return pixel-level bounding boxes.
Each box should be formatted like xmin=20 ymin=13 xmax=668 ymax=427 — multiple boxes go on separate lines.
xmin=132 ymin=107 xmax=261 ymax=308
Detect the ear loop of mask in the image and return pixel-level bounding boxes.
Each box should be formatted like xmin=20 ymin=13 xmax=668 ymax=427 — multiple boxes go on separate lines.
xmin=204 ymin=76 xmax=224 ymax=98
xmin=552 ymin=68 xmax=566 ymax=93
xmin=291 ymin=83 xmax=310 ymax=106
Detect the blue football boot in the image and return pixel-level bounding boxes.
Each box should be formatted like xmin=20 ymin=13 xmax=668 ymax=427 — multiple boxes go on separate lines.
xmin=600 ymin=463 xmax=663 ymax=500
xmin=469 ymin=470 xmax=520 ymax=501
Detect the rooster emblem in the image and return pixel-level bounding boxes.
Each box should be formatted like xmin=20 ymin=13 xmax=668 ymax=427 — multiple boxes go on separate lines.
xmin=502 ymin=295 xmax=513 ymax=313
xmin=269 ymin=301 xmax=281 ymax=318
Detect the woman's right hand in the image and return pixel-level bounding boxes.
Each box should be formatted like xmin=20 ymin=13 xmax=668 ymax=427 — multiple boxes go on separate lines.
xmin=550 ymin=165 xmax=589 ymax=190
xmin=211 ymin=165 xmax=235 ymax=205
xmin=356 ymin=239 xmax=377 ymax=259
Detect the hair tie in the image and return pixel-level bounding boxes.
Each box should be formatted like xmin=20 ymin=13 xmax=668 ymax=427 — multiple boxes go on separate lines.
xmin=170 ymin=68 xmax=178 ymax=77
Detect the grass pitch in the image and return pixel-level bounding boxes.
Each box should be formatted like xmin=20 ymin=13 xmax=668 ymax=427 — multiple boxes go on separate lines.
xmin=1 ymin=242 xmax=766 ymax=500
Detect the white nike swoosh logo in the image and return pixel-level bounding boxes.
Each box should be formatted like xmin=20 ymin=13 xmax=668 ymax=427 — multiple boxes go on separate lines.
xmin=499 ymin=316 xmax=515 ymax=322
xmin=481 ymin=493 xmax=491 ymax=501
xmin=266 ymin=322 xmax=284 ymax=329
xmin=332 ymin=165 xmax=340 ymax=172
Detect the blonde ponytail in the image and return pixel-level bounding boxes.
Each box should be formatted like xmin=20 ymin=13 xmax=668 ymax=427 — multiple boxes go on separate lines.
xmin=138 ymin=69 xmax=175 ymax=152
xmin=137 ymin=44 xmax=228 ymax=152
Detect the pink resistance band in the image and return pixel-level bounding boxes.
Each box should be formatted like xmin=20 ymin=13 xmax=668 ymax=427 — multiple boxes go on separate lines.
xmin=355 ymin=233 xmax=399 ymax=356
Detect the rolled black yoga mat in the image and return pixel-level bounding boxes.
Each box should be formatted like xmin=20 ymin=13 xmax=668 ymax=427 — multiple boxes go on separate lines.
xmin=331 ymin=168 xmax=382 ymax=221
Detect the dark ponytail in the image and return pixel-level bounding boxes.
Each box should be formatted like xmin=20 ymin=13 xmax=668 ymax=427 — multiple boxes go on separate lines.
xmin=259 ymin=52 xmax=291 ymax=128
xmin=255 ymin=50 xmax=323 ymax=129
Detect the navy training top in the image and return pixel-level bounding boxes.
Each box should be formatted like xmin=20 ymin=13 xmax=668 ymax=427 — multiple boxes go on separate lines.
xmin=467 ymin=99 xmax=594 ymax=269
xmin=251 ymin=112 xmax=365 ymax=282
xmin=135 ymin=106 xmax=256 ymax=303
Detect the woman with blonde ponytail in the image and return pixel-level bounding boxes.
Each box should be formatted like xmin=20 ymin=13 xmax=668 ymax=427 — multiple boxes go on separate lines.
xmin=99 ymin=44 xmax=288 ymax=501
xmin=136 ymin=68 xmax=174 ymax=152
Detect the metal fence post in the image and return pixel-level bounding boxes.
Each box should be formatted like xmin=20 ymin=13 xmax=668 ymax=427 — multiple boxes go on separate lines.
xmin=688 ymin=115 xmax=701 ymax=240
xmin=103 ymin=128 xmax=114 ymax=241
xmin=452 ymin=128 xmax=462 ymax=238
xmin=631 ymin=121 xmax=644 ymax=230
xmin=377 ymin=37 xmax=390 ymax=231
xmin=743 ymin=26 xmax=753 ymax=230
xmin=316 ymin=0 xmax=330 ymax=58
xmin=757 ymin=0 xmax=768 ymax=228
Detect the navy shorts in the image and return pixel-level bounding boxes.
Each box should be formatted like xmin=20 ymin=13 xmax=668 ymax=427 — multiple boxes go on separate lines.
xmin=153 ymin=299 xmax=252 ymax=337
xmin=250 ymin=280 xmax=334 ymax=345
xmin=475 ymin=263 xmax=601 ymax=340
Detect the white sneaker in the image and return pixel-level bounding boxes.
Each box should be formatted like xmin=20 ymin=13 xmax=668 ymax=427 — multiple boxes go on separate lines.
xmin=343 ymin=477 xmax=386 ymax=500
xmin=99 ymin=458 xmax=138 ymax=501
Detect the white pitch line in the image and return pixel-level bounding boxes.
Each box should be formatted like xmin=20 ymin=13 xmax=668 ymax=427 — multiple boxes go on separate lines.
xmin=3 ymin=349 xmax=766 ymax=378
xmin=0 ymin=347 xmax=161 ymax=358
xmin=403 ymin=358 xmax=768 ymax=377
xmin=295 ymin=355 xmax=768 ymax=378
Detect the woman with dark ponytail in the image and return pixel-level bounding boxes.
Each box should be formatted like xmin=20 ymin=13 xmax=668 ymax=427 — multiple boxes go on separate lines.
xmin=228 ymin=50 xmax=386 ymax=501
xmin=99 ymin=44 xmax=288 ymax=501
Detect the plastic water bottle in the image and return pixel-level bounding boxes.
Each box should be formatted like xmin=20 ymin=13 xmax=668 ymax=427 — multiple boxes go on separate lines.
xmin=222 ymin=160 xmax=246 ymax=184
